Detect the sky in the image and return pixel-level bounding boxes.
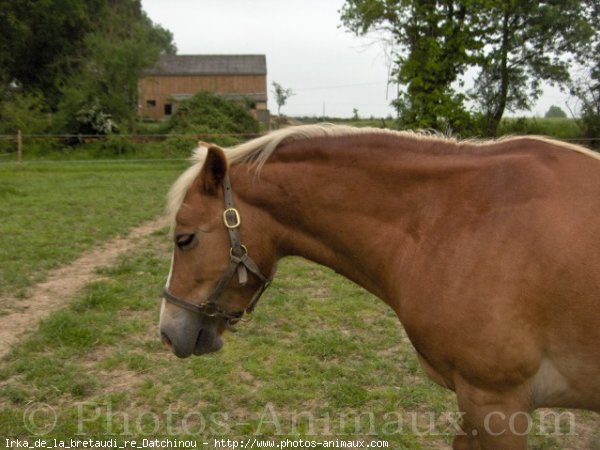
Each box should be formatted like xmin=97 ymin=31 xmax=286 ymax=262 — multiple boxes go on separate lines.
xmin=141 ymin=0 xmax=570 ymax=119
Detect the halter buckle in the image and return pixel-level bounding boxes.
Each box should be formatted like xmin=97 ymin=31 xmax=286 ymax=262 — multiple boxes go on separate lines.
xmin=223 ymin=208 xmax=241 ymax=228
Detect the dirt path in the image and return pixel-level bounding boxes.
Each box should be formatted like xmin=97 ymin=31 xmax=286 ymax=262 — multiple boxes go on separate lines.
xmin=0 ymin=215 xmax=169 ymax=361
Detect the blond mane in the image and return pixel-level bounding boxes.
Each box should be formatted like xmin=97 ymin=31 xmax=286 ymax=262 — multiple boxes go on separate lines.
xmin=167 ymin=123 xmax=600 ymax=225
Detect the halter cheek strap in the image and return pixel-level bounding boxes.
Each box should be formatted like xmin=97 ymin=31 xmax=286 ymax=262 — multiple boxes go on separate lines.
xmin=162 ymin=174 xmax=272 ymax=324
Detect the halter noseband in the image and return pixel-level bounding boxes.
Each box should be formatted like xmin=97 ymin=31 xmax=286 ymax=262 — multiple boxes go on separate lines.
xmin=162 ymin=175 xmax=271 ymax=324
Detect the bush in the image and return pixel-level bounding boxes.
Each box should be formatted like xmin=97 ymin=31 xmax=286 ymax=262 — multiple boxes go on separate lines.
xmin=0 ymin=92 xmax=53 ymax=135
xmin=93 ymin=135 xmax=135 ymax=156
xmin=168 ymin=92 xmax=259 ymax=141
xmin=157 ymin=135 xmax=199 ymax=156
xmin=0 ymin=92 xmax=58 ymax=155
xmin=75 ymin=104 xmax=118 ymax=135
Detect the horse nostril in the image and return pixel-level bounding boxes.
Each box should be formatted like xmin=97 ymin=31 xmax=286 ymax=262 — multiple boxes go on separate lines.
xmin=161 ymin=331 xmax=173 ymax=349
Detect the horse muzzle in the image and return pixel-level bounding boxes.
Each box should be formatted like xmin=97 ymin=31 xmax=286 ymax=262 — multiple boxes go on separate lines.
xmin=160 ymin=325 xmax=223 ymax=358
xmin=159 ymin=303 xmax=223 ymax=357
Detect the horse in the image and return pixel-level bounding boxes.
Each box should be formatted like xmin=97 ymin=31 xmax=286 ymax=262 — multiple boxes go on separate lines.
xmin=158 ymin=124 xmax=600 ymax=449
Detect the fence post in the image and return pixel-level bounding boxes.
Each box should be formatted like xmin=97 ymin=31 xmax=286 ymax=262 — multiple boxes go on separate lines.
xmin=17 ymin=129 xmax=23 ymax=165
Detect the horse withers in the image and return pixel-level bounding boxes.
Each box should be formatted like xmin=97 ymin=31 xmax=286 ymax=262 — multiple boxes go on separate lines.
xmin=159 ymin=124 xmax=600 ymax=449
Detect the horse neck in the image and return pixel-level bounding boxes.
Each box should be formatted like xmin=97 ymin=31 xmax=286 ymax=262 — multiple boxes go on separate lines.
xmin=231 ymin=135 xmax=468 ymax=302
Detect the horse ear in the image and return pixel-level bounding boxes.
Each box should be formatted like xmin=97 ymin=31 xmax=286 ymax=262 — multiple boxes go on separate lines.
xmin=201 ymin=145 xmax=227 ymax=195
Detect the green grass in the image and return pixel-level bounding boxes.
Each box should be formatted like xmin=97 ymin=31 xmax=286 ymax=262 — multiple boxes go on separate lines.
xmin=0 ymin=161 xmax=186 ymax=298
xmin=0 ymin=229 xmax=597 ymax=448
xmin=0 ymin=138 xmax=197 ymax=162
xmin=498 ymin=117 xmax=583 ymax=141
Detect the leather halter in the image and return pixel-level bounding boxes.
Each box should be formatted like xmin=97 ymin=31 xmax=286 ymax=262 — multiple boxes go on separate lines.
xmin=162 ymin=175 xmax=271 ymax=324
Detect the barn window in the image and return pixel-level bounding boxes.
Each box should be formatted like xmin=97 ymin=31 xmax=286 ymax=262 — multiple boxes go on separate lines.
xmin=164 ymin=104 xmax=173 ymax=115
xmin=146 ymin=100 xmax=156 ymax=108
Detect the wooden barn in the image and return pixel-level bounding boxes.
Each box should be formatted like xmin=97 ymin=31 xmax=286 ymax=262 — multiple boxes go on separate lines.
xmin=138 ymin=54 xmax=268 ymax=122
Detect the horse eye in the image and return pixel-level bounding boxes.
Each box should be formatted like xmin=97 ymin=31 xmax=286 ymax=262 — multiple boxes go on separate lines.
xmin=175 ymin=233 xmax=196 ymax=250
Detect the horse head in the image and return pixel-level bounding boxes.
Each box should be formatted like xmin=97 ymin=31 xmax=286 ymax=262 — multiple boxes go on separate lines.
xmin=159 ymin=143 xmax=274 ymax=358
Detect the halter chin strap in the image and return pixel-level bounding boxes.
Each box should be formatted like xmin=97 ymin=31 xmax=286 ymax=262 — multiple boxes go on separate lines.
xmin=162 ymin=174 xmax=271 ymax=324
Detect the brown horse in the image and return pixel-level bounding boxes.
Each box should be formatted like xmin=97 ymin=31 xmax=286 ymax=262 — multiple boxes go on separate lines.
xmin=159 ymin=124 xmax=600 ymax=449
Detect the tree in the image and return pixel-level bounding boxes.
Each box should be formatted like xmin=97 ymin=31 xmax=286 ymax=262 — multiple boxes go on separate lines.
xmin=570 ymin=10 xmax=600 ymax=148
xmin=577 ymin=79 xmax=600 ymax=149
xmin=340 ymin=0 xmax=599 ymax=135
xmin=59 ymin=2 xmax=175 ymax=130
xmin=272 ymin=81 xmax=294 ymax=116
xmin=472 ymin=0 xmax=598 ymax=136
xmin=0 ymin=92 xmax=52 ymax=135
xmin=341 ymin=0 xmax=483 ymax=131
xmin=0 ymin=0 xmax=103 ymax=104
xmin=0 ymin=0 xmax=175 ymax=131
xmin=544 ymin=106 xmax=567 ymax=119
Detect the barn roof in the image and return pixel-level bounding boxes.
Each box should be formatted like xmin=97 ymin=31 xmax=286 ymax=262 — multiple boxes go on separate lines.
xmin=143 ymin=54 xmax=267 ymax=76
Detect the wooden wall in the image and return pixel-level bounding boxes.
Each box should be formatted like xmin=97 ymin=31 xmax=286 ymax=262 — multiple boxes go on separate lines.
xmin=138 ymin=74 xmax=267 ymax=120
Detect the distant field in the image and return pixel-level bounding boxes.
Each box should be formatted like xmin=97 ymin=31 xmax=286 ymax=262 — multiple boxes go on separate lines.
xmin=0 ymin=161 xmax=186 ymax=297
xmin=294 ymin=117 xmax=392 ymax=129
xmin=0 ymin=230 xmax=598 ymax=449
xmin=497 ymin=117 xmax=583 ymax=141
xmin=294 ymin=116 xmax=588 ymax=143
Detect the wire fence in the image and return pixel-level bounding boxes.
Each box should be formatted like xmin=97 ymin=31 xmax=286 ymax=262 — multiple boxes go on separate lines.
xmin=0 ymin=132 xmax=263 ymax=166
xmin=0 ymin=132 xmax=261 ymax=144
xmin=2 ymin=132 xmax=598 ymax=143
xmin=1 ymin=131 xmax=599 ymax=166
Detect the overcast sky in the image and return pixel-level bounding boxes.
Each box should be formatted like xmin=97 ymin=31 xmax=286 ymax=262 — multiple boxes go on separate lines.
xmin=141 ymin=0 xmax=570 ymax=118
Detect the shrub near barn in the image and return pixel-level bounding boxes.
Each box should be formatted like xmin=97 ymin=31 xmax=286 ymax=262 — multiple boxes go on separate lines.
xmin=164 ymin=92 xmax=260 ymax=150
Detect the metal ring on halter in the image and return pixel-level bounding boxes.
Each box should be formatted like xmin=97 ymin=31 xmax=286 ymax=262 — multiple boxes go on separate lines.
xmin=202 ymin=303 xmax=219 ymax=317
xmin=230 ymin=244 xmax=248 ymax=257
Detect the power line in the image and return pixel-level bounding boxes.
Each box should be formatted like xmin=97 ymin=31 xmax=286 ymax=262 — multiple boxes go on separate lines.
xmin=292 ymin=80 xmax=392 ymax=92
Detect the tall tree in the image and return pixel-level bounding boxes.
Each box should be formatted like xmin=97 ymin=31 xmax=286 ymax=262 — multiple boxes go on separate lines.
xmin=60 ymin=1 xmax=175 ymax=129
xmin=0 ymin=0 xmax=102 ymax=103
xmin=473 ymin=0 xmax=598 ymax=136
xmin=341 ymin=0 xmax=483 ymax=130
xmin=340 ymin=0 xmax=599 ymax=135
xmin=272 ymin=81 xmax=295 ymax=116
xmin=0 ymin=0 xmax=175 ymax=130
xmin=570 ymin=3 xmax=600 ymax=147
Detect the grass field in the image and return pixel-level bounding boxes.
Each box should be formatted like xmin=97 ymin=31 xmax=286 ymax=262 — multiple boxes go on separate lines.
xmin=0 ymin=158 xmax=598 ymax=449
xmin=0 ymin=161 xmax=186 ymax=298
xmin=0 ymin=229 xmax=598 ymax=448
